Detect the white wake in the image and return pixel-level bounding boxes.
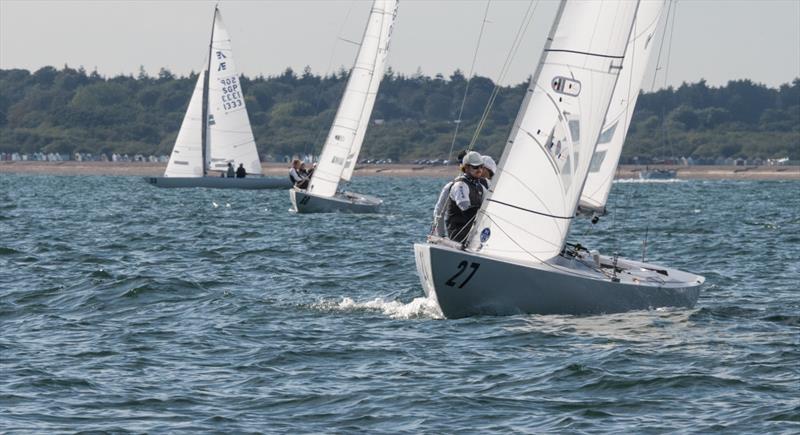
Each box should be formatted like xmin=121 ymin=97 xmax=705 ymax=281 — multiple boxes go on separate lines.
xmin=313 ymin=296 xmax=444 ymax=320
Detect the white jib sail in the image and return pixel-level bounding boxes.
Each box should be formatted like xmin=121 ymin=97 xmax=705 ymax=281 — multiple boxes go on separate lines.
xmin=308 ymin=0 xmax=398 ymax=197
xmin=579 ymin=0 xmax=667 ymax=214
xmin=467 ymin=0 xmax=640 ymax=263
xmin=164 ymin=71 xmax=206 ymax=178
xmin=207 ymin=9 xmax=262 ymax=176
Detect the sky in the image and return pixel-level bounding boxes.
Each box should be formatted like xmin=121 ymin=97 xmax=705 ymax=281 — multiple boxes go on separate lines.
xmin=1 ymin=0 xmax=798 ymax=90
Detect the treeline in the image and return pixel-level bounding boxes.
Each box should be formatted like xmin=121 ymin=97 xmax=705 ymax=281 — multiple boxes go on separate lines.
xmin=0 ymin=65 xmax=798 ymax=161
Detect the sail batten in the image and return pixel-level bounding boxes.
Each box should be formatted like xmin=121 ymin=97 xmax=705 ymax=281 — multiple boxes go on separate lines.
xmin=308 ymin=0 xmax=398 ymax=196
xmin=467 ymin=0 xmax=641 ymax=264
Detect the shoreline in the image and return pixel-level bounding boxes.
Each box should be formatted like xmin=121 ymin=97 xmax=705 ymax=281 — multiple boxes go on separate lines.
xmin=1 ymin=161 xmax=798 ymax=180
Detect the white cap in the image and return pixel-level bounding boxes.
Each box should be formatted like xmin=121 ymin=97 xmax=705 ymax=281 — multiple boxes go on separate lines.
xmin=462 ymin=151 xmax=483 ymax=167
xmin=481 ymin=155 xmax=497 ymax=175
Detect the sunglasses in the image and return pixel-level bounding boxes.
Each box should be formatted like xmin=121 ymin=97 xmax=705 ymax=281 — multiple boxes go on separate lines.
xmin=467 ymin=165 xmax=483 ymax=170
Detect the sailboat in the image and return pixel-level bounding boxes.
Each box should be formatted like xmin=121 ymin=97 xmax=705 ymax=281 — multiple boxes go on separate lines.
xmin=147 ymin=6 xmax=290 ymax=189
xmin=289 ymin=0 xmax=398 ymax=213
xmin=639 ymin=166 xmax=677 ymax=180
xmin=414 ymin=0 xmax=704 ymax=318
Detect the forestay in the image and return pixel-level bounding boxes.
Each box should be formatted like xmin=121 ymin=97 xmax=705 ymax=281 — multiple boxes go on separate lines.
xmin=467 ymin=0 xmax=640 ymax=263
xmin=207 ymin=10 xmax=262 ymax=176
xmin=308 ymin=0 xmax=398 ymax=197
xmin=579 ymin=0 xmax=667 ymax=214
xmin=164 ymin=71 xmax=206 ymax=178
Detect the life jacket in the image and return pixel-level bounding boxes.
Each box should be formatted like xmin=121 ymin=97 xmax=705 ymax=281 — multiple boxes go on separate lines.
xmin=445 ymin=174 xmax=484 ymax=242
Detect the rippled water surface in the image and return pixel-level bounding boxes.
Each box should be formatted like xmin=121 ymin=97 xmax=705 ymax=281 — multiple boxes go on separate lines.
xmin=1 ymin=174 xmax=798 ymax=433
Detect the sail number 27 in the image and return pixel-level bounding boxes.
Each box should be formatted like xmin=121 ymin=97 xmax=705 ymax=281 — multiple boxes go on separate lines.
xmin=445 ymin=261 xmax=480 ymax=288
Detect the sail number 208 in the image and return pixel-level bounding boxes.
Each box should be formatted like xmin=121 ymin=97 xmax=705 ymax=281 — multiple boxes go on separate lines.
xmin=445 ymin=261 xmax=480 ymax=288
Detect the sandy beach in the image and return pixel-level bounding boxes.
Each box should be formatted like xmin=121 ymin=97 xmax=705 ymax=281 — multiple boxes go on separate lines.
xmin=1 ymin=161 xmax=798 ymax=180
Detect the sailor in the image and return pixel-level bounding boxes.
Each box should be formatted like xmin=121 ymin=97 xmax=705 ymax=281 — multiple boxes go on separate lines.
xmin=299 ymin=162 xmax=313 ymax=178
xmin=480 ymin=155 xmax=497 ymax=191
xmin=289 ymin=159 xmax=303 ymax=183
xmin=431 ymin=150 xmax=468 ymax=237
xmin=289 ymin=159 xmax=310 ymax=189
xmin=445 ymin=151 xmax=485 ymax=243
xmin=236 ymin=163 xmax=247 ymax=178
xmin=226 ymin=162 xmax=235 ymax=178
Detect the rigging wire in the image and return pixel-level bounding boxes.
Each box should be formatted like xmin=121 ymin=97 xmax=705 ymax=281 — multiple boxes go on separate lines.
xmin=649 ymin=0 xmax=673 ymax=91
xmin=615 ymin=0 xmax=677 ymax=258
xmin=446 ymin=0 xmax=492 ymax=163
xmin=468 ymin=0 xmax=540 ymax=151
xmin=607 ymin=1 xmax=643 ymax=255
xmin=304 ymin=0 xmax=358 ymax=157
xmin=661 ymin=0 xmax=679 ymax=160
xmin=584 ymin=1 xmax=646 ymax=241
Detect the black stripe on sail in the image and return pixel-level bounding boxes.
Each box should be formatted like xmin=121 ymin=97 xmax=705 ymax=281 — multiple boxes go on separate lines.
xmin=544 ymin=48 xmax=624 ymax=59
xmin=488 ymin=199 xmax=573 ymax=220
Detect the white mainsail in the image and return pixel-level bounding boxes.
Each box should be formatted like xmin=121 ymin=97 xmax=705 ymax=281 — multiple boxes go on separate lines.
xmin=579 ymin=0 xmax=667 ymax=214
xmin=308 ymin=0 xmax=398 ymax=197
xmin=164 ymin=71 xmax=206 ymax=178
xmin=207 ymin=9 xmax=262 ymax=175
xmin=467 ymin=0 xmax=640 ymax=263
xmin=341 ymin=1 xmax=397 ymax=182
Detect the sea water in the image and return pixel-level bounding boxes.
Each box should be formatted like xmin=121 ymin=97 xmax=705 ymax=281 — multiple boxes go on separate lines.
xmin=1 ymin=174 xmax=798 ymax=433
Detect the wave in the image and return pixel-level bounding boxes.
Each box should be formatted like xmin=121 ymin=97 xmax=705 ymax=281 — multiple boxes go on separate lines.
xmin=311 ymin=296 xmax=443 ymax=320
xmin=0 ymin=246 xmax=21 ymax=255
xmin=762 ymin=314 xmax=800 ymax=328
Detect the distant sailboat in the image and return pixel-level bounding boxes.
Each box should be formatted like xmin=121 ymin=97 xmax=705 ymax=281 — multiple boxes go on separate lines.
xmin=639 ymin=167 xmax=677 ymax=180
xmin=414 ymin=0 xmax=704 ymax=318
xmin=147 ymin=6 xmax=290 ymax=189
xmin=290 ymin=0 xmax=398 ymax=213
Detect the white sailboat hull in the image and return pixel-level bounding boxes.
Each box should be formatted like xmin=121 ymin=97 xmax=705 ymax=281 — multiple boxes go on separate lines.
xmin=414 ymin=241 xmax=704 ymax=319
xmin=290 ymin=188 xmax=382 ymax=214
xmin=146 ymin=176 xmax=291 ymax=189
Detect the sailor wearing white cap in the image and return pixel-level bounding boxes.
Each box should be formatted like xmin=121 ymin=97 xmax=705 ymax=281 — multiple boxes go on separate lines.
xmin=445 ymin=151 xmax=485 ymax=243
xmin=480 ymin=155 xmax=497 ymax=191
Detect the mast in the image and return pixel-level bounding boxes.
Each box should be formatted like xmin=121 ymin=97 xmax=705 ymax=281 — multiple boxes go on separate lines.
xmin=201 ymin=6 xmax=218 ymax=176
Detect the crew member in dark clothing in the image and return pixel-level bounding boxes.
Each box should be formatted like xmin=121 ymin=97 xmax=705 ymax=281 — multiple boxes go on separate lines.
xmin=445 ymin=151 xmax=485 ymax=243
xmin=289 ymin=159 xmax=310 ymax=189
xmin=236 ymin=163 xmax=247 ymax=178
xmin=299 ymin=162 xmax=313 ymax=178
xmin=431 ymin=150 xmax=469 ymax=237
